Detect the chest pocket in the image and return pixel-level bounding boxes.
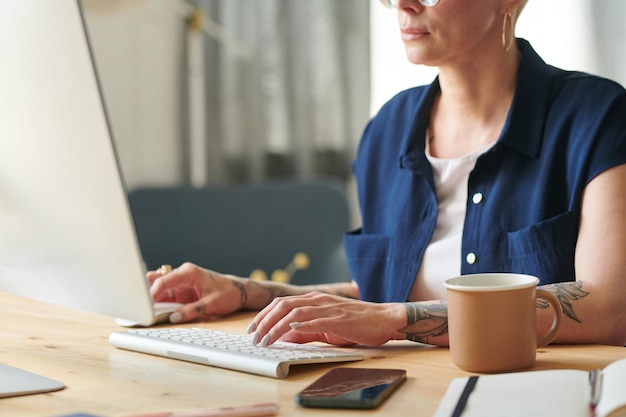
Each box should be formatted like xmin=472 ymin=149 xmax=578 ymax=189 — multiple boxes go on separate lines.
xmin=506 ymin=209 xmax=579 ymax=284
xmin=344 ymin=230 xmax=394 ymax=302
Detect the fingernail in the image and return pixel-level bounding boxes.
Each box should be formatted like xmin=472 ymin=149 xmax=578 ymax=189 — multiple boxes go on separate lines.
xmin=246 ymin=321 xmax=256 ymax=334
xmin=259 ymin=334 xmax=271 ymax=347
xmin=251 ymin=331 xmax=260 ymax=345
xmin=169 ymin=312 xmax=183 ymax=323
xmin=289 ymin=322 xmax=303 ymax=329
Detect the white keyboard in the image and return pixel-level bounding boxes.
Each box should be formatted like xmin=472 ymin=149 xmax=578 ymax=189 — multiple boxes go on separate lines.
xmin=109 ymin=327 xmax=364 ymax=378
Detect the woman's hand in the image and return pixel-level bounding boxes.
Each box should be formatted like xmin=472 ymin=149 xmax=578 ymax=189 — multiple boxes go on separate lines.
xmin=247 ymin=291 xmax=406 ymax=347
xmin=148 ymin=262 xmax=249 ymax=323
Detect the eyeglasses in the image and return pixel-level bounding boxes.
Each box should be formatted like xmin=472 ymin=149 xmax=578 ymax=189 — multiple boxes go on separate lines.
xmin=379 ymin=0 xmax=440 ymax=8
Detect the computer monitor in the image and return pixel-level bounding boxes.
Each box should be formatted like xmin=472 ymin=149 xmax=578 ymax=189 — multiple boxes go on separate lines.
xmin=0 ymin=0 xmax=157 ymax=325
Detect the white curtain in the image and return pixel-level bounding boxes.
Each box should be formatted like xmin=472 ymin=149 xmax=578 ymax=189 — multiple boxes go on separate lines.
xmin=191 ymin=0 xmax=371 ymax=184
xmin=591 ymin=1 xmax=626 ymax=87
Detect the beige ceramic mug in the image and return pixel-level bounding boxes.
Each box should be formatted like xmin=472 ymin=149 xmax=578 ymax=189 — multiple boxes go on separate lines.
xmin=444 ymin=273 xmax=562 ymax=373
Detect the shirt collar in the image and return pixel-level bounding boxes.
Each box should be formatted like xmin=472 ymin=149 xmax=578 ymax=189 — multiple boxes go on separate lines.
xmin=500 ymin=38 xmax=559 ymax=159
xmin=398 ymin=79 xmax=440 ymax=172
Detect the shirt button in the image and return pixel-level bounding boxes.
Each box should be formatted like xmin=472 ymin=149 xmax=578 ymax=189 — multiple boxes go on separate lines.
xmin=466 ymin=253 xmax=477 ymax=265
xmin=472 ymin=192 xmax=483 ymax=204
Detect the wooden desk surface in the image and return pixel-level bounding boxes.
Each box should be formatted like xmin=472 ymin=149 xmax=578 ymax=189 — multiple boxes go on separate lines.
xmin=1 ymin=292 xmax=624 ymax=417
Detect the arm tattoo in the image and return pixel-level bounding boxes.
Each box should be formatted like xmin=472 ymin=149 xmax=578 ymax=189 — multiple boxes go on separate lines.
xmin=399 ymin=301 xmax=448 ymax=343
xmin=236 ymin=278 xmax=356 ymax=310
xmin=537 ymin=281 xmax=589 ymax=323
xmin=231 ymin=280 xmax=248 ymax=308
xmin=239 ymin=279 xmax=290 ymax=309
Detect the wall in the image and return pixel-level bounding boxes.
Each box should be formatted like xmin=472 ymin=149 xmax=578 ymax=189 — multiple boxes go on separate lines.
xmin=83 ymin=0 xmax=187 ymax=190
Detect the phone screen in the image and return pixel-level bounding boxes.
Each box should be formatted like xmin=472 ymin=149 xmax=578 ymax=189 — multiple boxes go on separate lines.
xmin=295 ymin=368 xmax=407 ymax=409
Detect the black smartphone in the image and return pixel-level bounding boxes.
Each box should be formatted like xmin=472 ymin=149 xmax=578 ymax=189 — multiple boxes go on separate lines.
xmin=295 ymin=367 xmax=407 ymax=409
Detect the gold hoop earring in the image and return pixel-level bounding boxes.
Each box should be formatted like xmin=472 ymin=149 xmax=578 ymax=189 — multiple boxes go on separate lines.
xmin=501 ymin=12 xmax=514 ymax=51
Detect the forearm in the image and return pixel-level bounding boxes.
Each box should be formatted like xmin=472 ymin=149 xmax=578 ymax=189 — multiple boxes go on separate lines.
xmin=386 ymin=279 xmax=625 ymax=348
xmin=395 ymin=280 xmax=626 ymax=347
xmin=236 ymin=276 xmax=359 ymax=310
xmin=538 ymin=281 xmax=626 ymax=346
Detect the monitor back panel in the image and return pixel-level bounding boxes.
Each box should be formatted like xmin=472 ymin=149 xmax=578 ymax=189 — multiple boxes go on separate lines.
xmin=0 ymin=0 xmax=155 ymax=324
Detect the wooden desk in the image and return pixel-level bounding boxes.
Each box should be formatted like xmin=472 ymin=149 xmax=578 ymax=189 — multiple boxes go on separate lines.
xmin=1 ymin=292 xmax=624 ymax=417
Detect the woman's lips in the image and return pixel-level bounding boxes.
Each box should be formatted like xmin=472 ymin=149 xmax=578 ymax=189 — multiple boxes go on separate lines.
xmin=400 ymin=28 xmax=430 ymax=41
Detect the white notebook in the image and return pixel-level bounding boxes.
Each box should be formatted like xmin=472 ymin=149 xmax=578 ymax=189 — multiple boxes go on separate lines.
xmin=434 ymin=358 xmax=626 ymax=417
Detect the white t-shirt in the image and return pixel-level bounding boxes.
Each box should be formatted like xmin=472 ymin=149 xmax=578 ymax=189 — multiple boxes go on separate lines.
xmin=411 ymin=141 xmax=494 ymax=301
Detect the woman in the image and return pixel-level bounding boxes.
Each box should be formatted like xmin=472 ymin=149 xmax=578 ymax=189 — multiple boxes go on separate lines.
xmin=149 ymin=0 xmax=626 ymax=347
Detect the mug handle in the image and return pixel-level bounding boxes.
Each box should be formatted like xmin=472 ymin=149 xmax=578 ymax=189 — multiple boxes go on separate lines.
xmin=535 ymin=289 xmax=563 ymax=347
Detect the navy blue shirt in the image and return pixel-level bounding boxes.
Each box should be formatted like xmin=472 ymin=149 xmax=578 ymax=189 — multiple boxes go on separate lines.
xmin=345 ymin=39 xmax=626 ymax=303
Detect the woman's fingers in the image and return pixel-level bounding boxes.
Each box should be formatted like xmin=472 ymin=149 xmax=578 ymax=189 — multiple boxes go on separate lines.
xmin=248 ymin=292 xmax=374 ymax=347
xmin=148 ymin=263 xmax=246 ymax=321
xmin=248 ymin=292 xmax=328 ymax=342
xmin=169 ymin=297 xmax=216 ymax=323
xmin=279 ymin=322 xmax=354 ymax=345
xmin=149 ymin=263 xmax=208 ymax=300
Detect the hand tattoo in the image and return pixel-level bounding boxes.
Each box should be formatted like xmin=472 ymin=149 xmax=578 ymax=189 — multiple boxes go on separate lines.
xmin=538 ymin=281 xmax=589 ymax=323
xmin=194 ymin=301 xmax=206 ymax=315
xmin=400 ymin=301 xmax=448 ymax=343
